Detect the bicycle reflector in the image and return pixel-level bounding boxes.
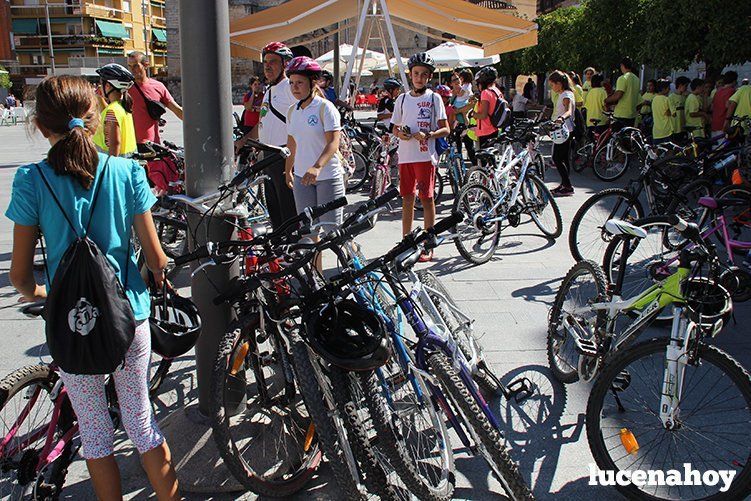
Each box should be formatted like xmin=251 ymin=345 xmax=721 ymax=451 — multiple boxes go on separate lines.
xmin=620 ymin=428 xmax=640 ymax=455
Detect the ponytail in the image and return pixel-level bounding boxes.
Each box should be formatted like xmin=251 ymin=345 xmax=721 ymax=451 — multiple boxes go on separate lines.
xmin=121 ymin=89 xmax=133 ymax=114
xmin=35 ymin=76 xmax=100 ymax=189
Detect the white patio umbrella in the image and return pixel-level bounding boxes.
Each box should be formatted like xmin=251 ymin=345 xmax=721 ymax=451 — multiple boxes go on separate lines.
xmin=425 ymin=41 xmax=500 ymax=69
xmin=316 ymin=44 xmax=386 ymax=72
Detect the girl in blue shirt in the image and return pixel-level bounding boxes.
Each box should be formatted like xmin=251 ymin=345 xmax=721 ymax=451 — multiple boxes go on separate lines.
xmin=6 ymin=75 xmax=179 ymax=500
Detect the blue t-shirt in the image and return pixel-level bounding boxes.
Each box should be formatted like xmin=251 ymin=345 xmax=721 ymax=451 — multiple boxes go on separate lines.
xmin=324 ymin=87 xmax=337 ymax=103
xmin=5 ymin=154 xmax=157 ymax=321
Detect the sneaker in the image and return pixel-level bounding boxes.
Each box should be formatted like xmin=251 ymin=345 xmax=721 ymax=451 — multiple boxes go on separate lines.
xmin=552 ymin=186 xmax=574 ymax=197
xmin=418 ymin=249 xmax=434 ymax=263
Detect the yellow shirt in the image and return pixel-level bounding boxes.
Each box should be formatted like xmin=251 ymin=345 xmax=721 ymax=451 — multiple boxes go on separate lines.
xmin=574 ymin=85 xmax=584 ymax=109
xmin=684 ymin=93 xmax=705 ymax=138
xmin=668 ymin=92 xmax=686 ymax=134
xmin=729 ymin=85 xmax=751 ymax=119
xmin=614 ymin=71 xmax=640 ymax=119
xmin=93 ymin=100 xmax=137 ymax=155
xmin=652 ymin=94 xmax=674 ymax=139
xmin=640 ymin=92 xmax=655 ymax=116
xmin=584 ymin=87 xmax=607 ymax=126
xmin=582 ymin=80 xmax=592 ymax=96
xmin=550 ymin=89 xmax=560 ymax=118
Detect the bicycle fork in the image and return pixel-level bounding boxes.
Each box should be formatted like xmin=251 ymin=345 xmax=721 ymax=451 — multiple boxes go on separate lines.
xmin=659 ymin=307 xmax=691 ymax=430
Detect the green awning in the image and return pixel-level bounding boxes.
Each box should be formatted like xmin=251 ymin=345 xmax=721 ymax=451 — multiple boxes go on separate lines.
xmin=49 ymin=17 xmax=81 ymax=24
xmin=96 ymin=48 xmax=124 ymax=55
xmin=151 ymin=28 xmax=167 ymax=42
xmin=12 ymin=19 xmax=39 ymax=35
xmin=94 ymin=20 xmax=128 ymax=39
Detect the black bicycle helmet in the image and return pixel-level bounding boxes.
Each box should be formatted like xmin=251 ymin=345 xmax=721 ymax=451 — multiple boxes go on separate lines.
xmin=682 ymin=277 xmax=731 ymax=332
xmin=408 ymin=52 xmax=436 ymax=72
xmin=615 ymin=127 xmax=642 ymax=155
xmin=475 ymin=66 xmax=498 ymax=86
xmin=96 ymin=63 xmax=134 ymax=90
xmin=383 ymin=77 xmax=402 ymax=91
xmin=150 ymin=289 xmax=201 ymax=359
xmin=303 ymin=299 xmax=390 ymax=371
xmin=320 ymin=69 xmax=333 ymax=81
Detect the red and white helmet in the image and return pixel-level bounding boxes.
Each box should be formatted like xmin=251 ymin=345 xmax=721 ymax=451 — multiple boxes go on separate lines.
xmin=435 ymin=84 xmax=451 ymax=97
xmin=262 ymin=42 xmax=293 ymax=61
xmin=286 ymin=56 xmax=322 ymax=77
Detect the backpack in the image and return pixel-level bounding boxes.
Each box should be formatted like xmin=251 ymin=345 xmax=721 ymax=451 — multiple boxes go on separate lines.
xmin=37 ymin=157 xmax=136 ymax=375
xmin=488 ymin=88 xmax=512 ymax=130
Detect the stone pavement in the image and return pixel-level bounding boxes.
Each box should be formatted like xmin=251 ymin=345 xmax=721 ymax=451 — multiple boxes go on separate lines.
xmin=0 ymin=111 xmax=749 ymax=500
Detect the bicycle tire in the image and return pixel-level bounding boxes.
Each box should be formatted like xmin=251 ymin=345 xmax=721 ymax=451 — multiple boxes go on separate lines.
xmin=710 ymin=184 xmax=751 ymax=256
xmin=0 ymin=365 xmax=74 ymax=501
xmin=210 ymin=317 xmax=321 ymax=497
xmin=452 ymin=182 xmax=501 ymax=265
xmin=523 ymin=173 xmax=563 ymax=239
xmin=288 ymin=337 xmax=364 ymax=499
xmin=568 ymin=188 xmax=644 ymax=263
xmin=592 ymin=143 xmax=631 ymax=182
xmin=148 ymin=358 xmax=172 ymax=399
xmin=572 ymin=141 xmax=591 ymax=173
xmin=586 ymin=338 xmax=751 ymax=500
xmin=427 ymin=353 xmax=534 ymax=500
xmin=464 ymin=166 xmax=492 ymax=189
xmin=663 ymin=178 xmax=713 ymax=249
xmin=547 ymin=260 xmax=607 ymax=384
xmin=347 ymin=150 xmax=370 ymax=192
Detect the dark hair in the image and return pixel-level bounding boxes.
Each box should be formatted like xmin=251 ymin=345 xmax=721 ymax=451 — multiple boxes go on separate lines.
xmin=591 ymin=73 xmax=605 ymax=87
xmin=620 ymin=57 xmax=636 ymax=71
xmin=35 ymin=76 xmax=100 ymax=189
xmin=656 ymin=79 xmax=671 ymax=93
xmin=723 ymin=71 xmax=738 ymax=84
xmin=101 ymin=80 xmax=133 ymax=114
xmin=459 ymin=69 xmax=473 ymax=84
xmin=690 ymin=78 xmax=705 ymax=91
xmin=127 ymin=50 xmax=148 ymax=66
xmin=548 ymin=70 xmax=572 ymax=91
xmin=646 ymin=79 xmax=657 ymax=88
xmin=568 ymin=71 xmax=582 ymax=86
xmin=675 ymin=76 xmax=691 ymax=88
xmin=249 ymin=75 xmax=260 ymax=86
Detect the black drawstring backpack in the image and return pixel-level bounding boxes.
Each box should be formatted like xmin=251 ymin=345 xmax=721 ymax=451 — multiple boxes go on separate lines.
xmin=37 ymin=156 xmax=136 ymax=375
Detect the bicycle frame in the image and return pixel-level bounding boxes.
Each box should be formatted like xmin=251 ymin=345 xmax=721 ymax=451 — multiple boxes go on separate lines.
xmin=479 ymin=144 xmax=538 ymax=225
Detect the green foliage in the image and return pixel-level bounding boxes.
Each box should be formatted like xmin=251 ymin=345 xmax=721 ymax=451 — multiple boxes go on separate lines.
xmin=499 ymin=0 xmax=751 ymax=76
xmin=0 ymin=66 xmax=10 ymax=90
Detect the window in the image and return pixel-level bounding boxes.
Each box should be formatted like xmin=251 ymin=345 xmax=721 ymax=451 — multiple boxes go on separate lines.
xmin=32 ymin=54 xmax=44 ymax=65
xmin=124 ymin=27 xmax=132 ymax=39
xmin=67 ymin=24 xmax=82 ymax=35
xmin=122 ymin=1 xmax=131 ymax=12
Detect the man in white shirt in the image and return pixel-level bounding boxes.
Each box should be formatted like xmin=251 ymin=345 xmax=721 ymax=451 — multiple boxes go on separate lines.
xmin=392 ymin=52 xmax=450 ymax=262
xmin=236 ymin=41 xmax=297 ymax=228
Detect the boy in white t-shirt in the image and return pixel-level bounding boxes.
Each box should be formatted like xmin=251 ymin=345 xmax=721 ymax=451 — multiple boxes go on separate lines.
xmin=391 ymin=52 xmax=449 ymax=262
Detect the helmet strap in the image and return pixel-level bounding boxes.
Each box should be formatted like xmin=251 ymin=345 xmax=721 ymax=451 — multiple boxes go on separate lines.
xmin=413 ymin=86 xmax=427 ymax=95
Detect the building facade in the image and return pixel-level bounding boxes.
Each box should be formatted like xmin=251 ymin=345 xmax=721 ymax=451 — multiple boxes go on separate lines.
xmin=2 ymin=0 xmax=168 ymax=87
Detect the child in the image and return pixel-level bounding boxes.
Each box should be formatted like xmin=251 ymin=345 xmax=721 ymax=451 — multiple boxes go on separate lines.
xmin=93 ymin=64 xmax=137 ymax=157
xmin=685 ymin=78 xmax=710 ymax=138
xmin=584 ymin=73 xmax=608 ymax=137
xmin=669 ymin=76 xmax=690 ymax=141
xmin=6 ymin=75 xmax=177 ymax=500
xmin=651 ymin=79 xmax=674 ymax=144
xmin=391 ymin=52 xmax=449 ymax=262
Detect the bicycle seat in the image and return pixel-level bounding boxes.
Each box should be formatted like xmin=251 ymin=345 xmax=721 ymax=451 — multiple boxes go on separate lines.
xmin=590 ymin=119 xmax=602 ymax=125
xmin=21 ymin=301 xmax=45 ymax=318
xmin=604 ymin=219 xmax=648 ymax=239
xmin=603 ymin=111 xmax=614 ymax=117
xmin=698 ymin=196 xmax=749 ymax=210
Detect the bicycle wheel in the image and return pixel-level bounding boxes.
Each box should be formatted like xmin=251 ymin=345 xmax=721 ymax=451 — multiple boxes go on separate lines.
xmin=569 ymin=188 xmax=645 ymax=263
xmin=592 ymin=142 xmax=631 ymax=182
xmin=415 ymin=168 xmax=445 ymax=212
xmin=288 ymin=337 xmax=364 ymax=499
xmin=713 ymin=185 xmax=751 ymax=256
xmin=210 ymin=317 xmax=322 ymax=497
xmin=0 ymin=365 xmax=75 ymax=501
xmin=586 ymin=338 xmax=751 ymax=500
xmin=522 ymin=173 xmax=563 ymax=239
xmin=427 ymin=353 xmax=533 ymax=500
xmin=572 ymin=141 xmax=592 ymax=173
xmin=547 ymin=260 xmax=607 ymax=384
xmin=664 ymin=178 xmax=713 ymax=248
xmin=464 ymin=166 xmax=492 ymax=190
xmin=602 ymin=220 xmax=679 ymax=322
xmin=453 ymin=183 xmax=501 ymax=265
xmin=347 ymin=150 xmax=370 ymax=192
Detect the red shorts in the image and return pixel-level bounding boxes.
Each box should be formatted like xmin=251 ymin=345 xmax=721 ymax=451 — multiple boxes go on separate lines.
xmin=399 ymin=161 xmax=435 ymax=199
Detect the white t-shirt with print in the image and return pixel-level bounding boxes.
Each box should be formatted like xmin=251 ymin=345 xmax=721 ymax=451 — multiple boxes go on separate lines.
xmin=287 ymin=96 xmax=343 ymax=181
xmin=555 ymin=90 xmax=576 ymax=132
xmin=391 ymin=90 xmax=447 ymax=165
xmin=259 ymin=78 xmax=295 ymax=147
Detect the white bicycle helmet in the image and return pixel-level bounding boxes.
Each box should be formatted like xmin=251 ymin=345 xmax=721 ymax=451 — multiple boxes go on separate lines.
xmin=550 ymin=125 xmax=570 ymax=145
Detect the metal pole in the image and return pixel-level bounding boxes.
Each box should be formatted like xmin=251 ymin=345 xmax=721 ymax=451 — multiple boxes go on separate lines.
xmin=44 ymin=2 xmax=55 ymax=74
xmin=142 ymin=0 xmax=150 ymax=76
xmin=333 ymin=25 xmax=340 ymax=94
xmin=179 ymin=0 xmax=237 ymax=417
xmin=379 ymin=0 xmax=409 ymax=89
xmin=341 ymin=0 xmax=370 ymax=101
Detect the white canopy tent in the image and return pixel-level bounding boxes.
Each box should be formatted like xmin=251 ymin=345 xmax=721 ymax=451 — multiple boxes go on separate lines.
xmin=425 ymin=41 xmax=500 ymax=69
xmin=317 ymin=44 xmax=386 ymax=74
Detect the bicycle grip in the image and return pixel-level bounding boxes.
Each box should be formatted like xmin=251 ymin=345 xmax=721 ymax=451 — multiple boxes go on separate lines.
xmin=429 ymin=212 xmax=464 ymax=237
xmin=310 ymin=196 xmax=348 ymax=219
xmin=372 ymin=187 xmax=400 ymax=209
xmin=173 ymin=246 xmax=209 ymax=266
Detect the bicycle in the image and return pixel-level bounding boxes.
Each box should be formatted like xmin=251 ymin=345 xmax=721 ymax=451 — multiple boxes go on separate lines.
xmin=571 ymin=112 xmax=633 ymax=181
xmin=567 ymin=217 xmax=751 ymax=500
xmin=452 ymin=123 xmax=562 ymax=265
xmin=568 ymin=127 xmax=713 ymax=263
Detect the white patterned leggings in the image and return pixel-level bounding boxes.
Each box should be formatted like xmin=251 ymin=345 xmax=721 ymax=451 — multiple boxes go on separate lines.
xmin=59 ymin=320 xmax=164 ymax=460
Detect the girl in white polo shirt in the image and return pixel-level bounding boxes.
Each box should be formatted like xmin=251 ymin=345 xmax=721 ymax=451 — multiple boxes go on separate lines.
xmin=284 ymin=57 xmax=345 ymax=269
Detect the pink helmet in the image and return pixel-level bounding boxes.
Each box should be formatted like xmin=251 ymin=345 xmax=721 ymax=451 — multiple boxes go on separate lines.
xmin=262 ymin=42 xmax=293 ymax=61
xmin=286 ymin=56 xmax=322 ymax=77
xmin=435 ymin=84 xmax=451 ymax=97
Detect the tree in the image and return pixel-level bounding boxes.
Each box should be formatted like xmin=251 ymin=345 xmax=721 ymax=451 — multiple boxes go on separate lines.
xmin=0 ymin=66 xmax=10 ymax=90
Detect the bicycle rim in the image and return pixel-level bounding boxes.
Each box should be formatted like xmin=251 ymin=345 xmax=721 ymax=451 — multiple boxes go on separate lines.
xmin=453 ymin=183 xmax=500 ymax=265
xmin=522 ymin=174 xmax=562 ymax=238
xmin=587 ymin=338 xmax=751 ymax=500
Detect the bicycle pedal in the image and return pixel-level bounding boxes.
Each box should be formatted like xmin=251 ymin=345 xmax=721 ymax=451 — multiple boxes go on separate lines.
xmin=562 ymin=315 xmax=599 ymax=357
xmin=573 ymin=337 xmax=599 ymax=357
xmin=507 ymin=377 xmax=534 ymax=403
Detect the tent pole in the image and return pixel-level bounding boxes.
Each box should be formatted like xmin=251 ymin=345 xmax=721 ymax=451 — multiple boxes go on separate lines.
xmin=341 ymin=0 xmax=370 ymax=101
xmin=353 ymin=16 xmax=373 ymax=105
xmin=334 ymin=27 xmax=340 ymax=94
xmin=375 ymin=16 xmax=392 ymax=78
xmin=379 ymin=0 xmax=409 ymax=89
